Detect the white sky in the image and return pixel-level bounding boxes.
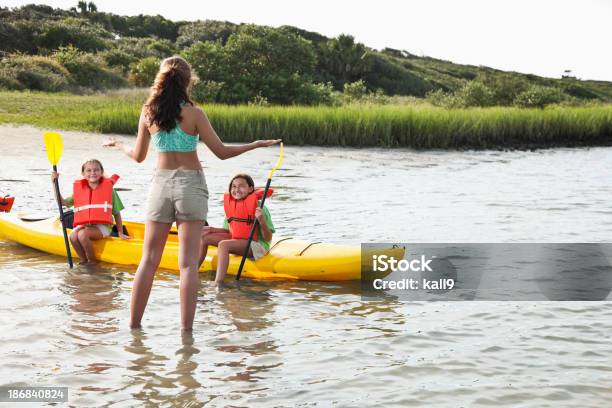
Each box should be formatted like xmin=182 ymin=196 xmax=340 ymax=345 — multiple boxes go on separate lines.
xmin=4 ymin=0 xmax=612 ymax=81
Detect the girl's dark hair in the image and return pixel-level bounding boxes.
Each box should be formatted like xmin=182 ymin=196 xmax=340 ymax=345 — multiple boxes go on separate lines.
xmin=144 ymin=56 xmax=194 ymax=132
xmin=81 ymin=159 xmax=104 ymax=174
xmin=228 ymin=174 xmax=255 ymax=193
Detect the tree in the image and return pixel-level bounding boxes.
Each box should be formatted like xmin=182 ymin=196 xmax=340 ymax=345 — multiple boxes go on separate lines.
xmin=183 ymin=25 xmax=318 ymax=104
xmin=77 ymin=1 xmax=87 ymax=14
xmin=318 ymin=34 xmax=373 ymax=88
xmin=88 ymin=2 xmax=97 ymax=13
xmin=37 ymin=17 xmax=112 ymax=52
xmin=182 ymin=41 xmax=227 ymax=86
xmin=176 ymin=20 xmax=237 ymax=48
xmin=222 ymin=25 xmax=318 ymax=104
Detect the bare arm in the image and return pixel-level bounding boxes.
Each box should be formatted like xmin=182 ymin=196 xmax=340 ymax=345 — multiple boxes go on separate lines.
xmin=104 ymin=108 xmax=150 ymax=163
xmin=113 ymin=212 xmax=130 ymax=239
xmin=195 ymin=108 xmax=280 ymax=160
xmin=51 ymin=171 xmax=68 ymax=207
xmin=255 ymin=208 xmax=273 ymax=241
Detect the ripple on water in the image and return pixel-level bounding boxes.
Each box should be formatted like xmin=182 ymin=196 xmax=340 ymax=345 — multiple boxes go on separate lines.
xmin=2 ymin=128 xmax=612 ymax=405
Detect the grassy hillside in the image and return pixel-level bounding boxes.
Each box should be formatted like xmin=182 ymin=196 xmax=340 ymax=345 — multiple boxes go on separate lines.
xmin=1 ymin=3 xmax=611 ymax=106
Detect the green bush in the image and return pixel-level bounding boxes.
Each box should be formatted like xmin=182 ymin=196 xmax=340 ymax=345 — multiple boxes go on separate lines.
xmin=247 ymin=93 xmax=269 ymax=106
xmin=426 ymin=89 xmax=458 ymax=108
xmin=455 ymin=81 xmax=494 ymax=107
xmin=340 ymin=81 xmax=390 ymax=105
xmin=53 ymin=46 xmax=126 ymax=89
xmin=514 ymin=85 xmax=567 ymax=108
xmin=0 ymin=69 xmax=25 ymax=90
xmin=426 ymin=82 xmax=494 ymax=108
xmin=128 ymin=56 xmax=159 ymax=86
xmin=477 ymin=73 xmax=529 ymax=105
xmin=114 ymin=37 xmax=175 ymax=60
xmin=343 ymin=80 xmax=368 ymax=100
xmin=191 ymin=79 xmax=224 ymax=103
xmin=0 ymin=55 xmax=71 ymax=91
xmin=296 ymin=82 xmax=339 ymax=106
xmin=99 ymin=49 xmax=139 ymax=73
xmin=146 ymin=39 xmax=178 ymax=58
xmin=361 ymin=89 xmax=390 ymax=105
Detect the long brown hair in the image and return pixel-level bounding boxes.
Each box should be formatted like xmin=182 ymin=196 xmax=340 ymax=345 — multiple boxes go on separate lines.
xmin=144 ymin=56 xmax=194 ymax=132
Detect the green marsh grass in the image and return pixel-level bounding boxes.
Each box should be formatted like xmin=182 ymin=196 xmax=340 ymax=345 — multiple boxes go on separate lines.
xmin=1 ymin=91 xmax=611 ymax=149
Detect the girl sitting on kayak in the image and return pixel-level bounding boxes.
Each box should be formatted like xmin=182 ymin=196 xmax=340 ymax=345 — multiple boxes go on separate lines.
xmin=199 ymin=174 xmax=274 ymax=285
xmin=51 ymin=159 xmax=129 ymax=264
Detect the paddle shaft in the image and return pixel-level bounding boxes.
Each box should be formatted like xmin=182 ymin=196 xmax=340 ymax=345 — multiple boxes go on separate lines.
xmin=52 ymin=165 xmax=73 ymax=268
xmin=235 ymin=178 xmax=271 ymax=280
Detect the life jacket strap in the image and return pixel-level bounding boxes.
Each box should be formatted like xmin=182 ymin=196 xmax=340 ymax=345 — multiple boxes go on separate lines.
xmin=74 ymin=202 xmax=112 ymax=213
xmin=227 ymin=215 xmax=254 ymax=225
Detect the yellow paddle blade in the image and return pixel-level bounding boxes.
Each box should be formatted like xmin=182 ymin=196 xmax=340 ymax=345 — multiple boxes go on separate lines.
xmin=43 ymin=131 xmax=63 ymax=166
xmin=268 ymin=142 xmax=283 ymax=179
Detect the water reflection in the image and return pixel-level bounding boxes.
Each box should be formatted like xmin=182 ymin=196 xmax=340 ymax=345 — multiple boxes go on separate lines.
xmin=123 ymin=329 xmax=204 ymax=405
xmin=59 ymin=266 xmax=123 ymax=339
xmin=208 ymin=282 xmax=280 ymax=385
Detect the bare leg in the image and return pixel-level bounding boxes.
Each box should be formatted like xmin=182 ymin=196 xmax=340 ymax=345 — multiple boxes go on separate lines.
xmin=198 ymin=231 xmax=232 ymax=268
xmin=176 ymin=219 xmax=205 ymax=331
xmin=130 ymin=221 xmax=171 ymax=329
xmin=69 ymin=228 xmax=87 ymax=263
xmin=215 ymin=239 xmax=252 ymax=284
xmin=77 ymin=226 xmax=103 ymax=263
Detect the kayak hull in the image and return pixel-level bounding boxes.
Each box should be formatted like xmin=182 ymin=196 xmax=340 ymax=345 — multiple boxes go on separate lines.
xmin=0 ymin=213 xmax=405 ymax=281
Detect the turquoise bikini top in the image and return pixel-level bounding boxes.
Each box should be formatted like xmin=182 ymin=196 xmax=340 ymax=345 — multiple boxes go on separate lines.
xmin=150 ymin=102 xmax=198 ymax=152
xmin=151 ymin=124 xmax=198 ymax=152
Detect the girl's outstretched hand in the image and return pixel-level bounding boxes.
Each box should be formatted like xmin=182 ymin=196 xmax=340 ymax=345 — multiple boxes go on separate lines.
xmin=103 ymin=136 xmax=124 ymax=149
xmin=256 ymin=139 xmax=282 ymax=147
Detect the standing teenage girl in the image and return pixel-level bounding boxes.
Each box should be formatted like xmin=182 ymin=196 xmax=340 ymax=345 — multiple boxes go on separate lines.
xmin=107 ymin=56 xmax=279 ymax=330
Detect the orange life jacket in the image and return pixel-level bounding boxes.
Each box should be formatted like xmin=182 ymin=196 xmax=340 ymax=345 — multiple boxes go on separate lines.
xmin=223 ymin=188 xmax=273 ymax=240
xmin=73 ymin=174 xmax=119 ymax=227
xmin=0 ymin=195 xmax=14 ymax=212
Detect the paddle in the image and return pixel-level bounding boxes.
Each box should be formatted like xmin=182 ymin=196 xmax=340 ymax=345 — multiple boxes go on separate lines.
xmin=236 ymin=142 xmax=283 ymax=281
xmin=43 ymin=131 xmax=73 ymax=268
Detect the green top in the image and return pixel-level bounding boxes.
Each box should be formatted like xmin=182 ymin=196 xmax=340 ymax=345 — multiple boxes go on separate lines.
xmin=223 ymin=202 xmax=275 ymax=251
xmin=65 ymin=188 xmax=125 ymax=215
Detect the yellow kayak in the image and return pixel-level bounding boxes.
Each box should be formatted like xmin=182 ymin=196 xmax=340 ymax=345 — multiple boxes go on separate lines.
xmin=0 ymin=213 xmax=405 ymax=281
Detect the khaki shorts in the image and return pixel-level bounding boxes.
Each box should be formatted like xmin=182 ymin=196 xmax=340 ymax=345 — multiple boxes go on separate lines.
xmin=146 ymin=169 xmax=208 ymax=223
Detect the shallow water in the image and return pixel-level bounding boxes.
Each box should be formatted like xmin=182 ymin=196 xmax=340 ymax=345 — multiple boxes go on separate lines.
xmin=1 ymin=125 xmax=611 ymax=407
